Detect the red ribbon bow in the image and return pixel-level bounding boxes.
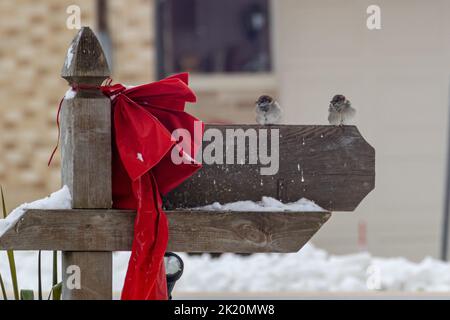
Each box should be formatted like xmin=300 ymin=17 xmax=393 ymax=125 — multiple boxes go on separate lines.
xmin=52 ymin=73 xmax=203 ymax=300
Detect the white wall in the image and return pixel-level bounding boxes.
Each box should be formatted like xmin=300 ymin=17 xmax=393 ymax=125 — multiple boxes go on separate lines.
xmin=273 ymin=0 xmax=450 ymax=260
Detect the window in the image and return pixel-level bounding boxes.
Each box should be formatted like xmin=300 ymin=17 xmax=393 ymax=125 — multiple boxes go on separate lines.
xmin=156 ymin=0 xmax=272 ymax=78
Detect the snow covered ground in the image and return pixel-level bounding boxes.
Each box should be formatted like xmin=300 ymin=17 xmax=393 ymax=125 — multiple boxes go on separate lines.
xmin=2 ymin=243 xmax=450 ymax=297
xmin=173 ymin=244 xmax=450 ymax=293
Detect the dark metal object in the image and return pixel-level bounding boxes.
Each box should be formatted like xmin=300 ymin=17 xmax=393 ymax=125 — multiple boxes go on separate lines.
xmin=165 ymin=252 xmax=184 ymax=299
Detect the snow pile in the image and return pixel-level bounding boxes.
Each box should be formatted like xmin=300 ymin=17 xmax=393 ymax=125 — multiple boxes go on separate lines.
xmin=194 ymin=197 xmax=325 ymax=212
xmin=172 ymin=245 xmax=370 ymax=292
xmin=3 ymin=243 xmax=450 ymax=295
xmin=371 ymin=256 xmax=450 ymax=291
xmin=169 ymin=244 xmax=450 ymax=292
xmin=0 ymin=186 xmax=72 ymax=236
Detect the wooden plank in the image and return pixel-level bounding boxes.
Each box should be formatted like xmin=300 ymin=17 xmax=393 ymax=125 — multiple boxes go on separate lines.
xmin=0 ymin=209 xmax=331 ymax=253
xmin=167 ymin=210 xmax=331 ymax=253
xmin=62 ymin=252 xmax=112 ymax=300
xmin=59 ymin=26 xmax=112 ymax=300
xmin=164 ymin=125 xmax=375 ymax=212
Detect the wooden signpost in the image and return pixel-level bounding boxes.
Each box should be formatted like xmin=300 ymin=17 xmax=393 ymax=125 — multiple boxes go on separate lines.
xmin=0 ymin=27 xmax=375 ymax=300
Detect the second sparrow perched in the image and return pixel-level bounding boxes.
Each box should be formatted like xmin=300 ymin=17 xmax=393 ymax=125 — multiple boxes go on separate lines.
xmin=328 ymin=94 xmax=356 ymax=126
xmin=255 ymin=95 xmax=282 ymax=125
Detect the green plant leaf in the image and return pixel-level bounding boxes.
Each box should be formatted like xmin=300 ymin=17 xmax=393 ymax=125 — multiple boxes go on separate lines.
xmin=1 ymin=187 xmax=19 ymax=300
xmin=38 ymin=251 xmax=42 ymax=300
xmin=49 ymin=282 xmax=62 ymax=300
xmin=20 ymin=289 xmax=34 ymax=300
xmin=0 ymin=186 xmax=8 ymax=300
xmin=6 ymin=251 xmax=19 ymax=300
xmin=52 ymin=251 xmax=58 ymax=287
xmin=0 ymin=186 xmax=7 ymax=219
xmin=0 ymin=272 xmax=7 ymax=300
xmin=0 ymin=187 xmax=7 ymax=300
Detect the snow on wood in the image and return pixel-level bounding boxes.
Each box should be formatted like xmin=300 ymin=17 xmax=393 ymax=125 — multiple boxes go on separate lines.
xmin=0 ymin=186 xmax=72 ymax=236
xmin=64 ymin=45 xmax=75 ymax=70
xmin=194 ymin=197 xmax=326 ymax=212
xmin=64 ymin=88 xmax=76 ymax=100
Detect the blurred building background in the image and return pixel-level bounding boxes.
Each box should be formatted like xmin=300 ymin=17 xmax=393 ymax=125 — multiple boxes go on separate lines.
xmin=0 ymin=0 xmax=450 ymax=261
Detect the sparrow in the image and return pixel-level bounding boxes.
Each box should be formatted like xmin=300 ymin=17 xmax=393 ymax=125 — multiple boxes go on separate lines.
xmin=255 ymin=95 xmax=282 ymax=125
xmin=328 ymin=94 xmax=356 ymax=126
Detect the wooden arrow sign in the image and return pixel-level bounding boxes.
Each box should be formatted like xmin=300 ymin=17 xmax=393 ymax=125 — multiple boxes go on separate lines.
xmin=164 ymin=125 xmax=375 ymax=212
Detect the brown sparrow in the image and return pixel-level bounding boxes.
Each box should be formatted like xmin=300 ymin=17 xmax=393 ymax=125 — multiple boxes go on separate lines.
xmin=255 ymin=95 xmax=282 ymax=125
xmin=328 ymin=94 xmax=356 ymax=126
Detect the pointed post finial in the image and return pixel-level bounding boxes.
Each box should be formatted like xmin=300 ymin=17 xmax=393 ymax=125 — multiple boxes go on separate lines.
xmin=61 ymin=26 xmax=110 ymax=85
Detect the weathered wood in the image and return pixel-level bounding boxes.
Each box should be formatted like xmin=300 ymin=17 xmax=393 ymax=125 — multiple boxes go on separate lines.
xmin=61 ymin=27 xmax=111 ymax=208
xmin=61 ymin=27 xmax=110 ymax=84
xmin=169 ymin=210 xmax=330 ymax=253
xmin=60 ymin=26 xmax=112 ymax=300
xmin=62 ymin=252 xmax=112 ymax=300
xmin=0 ymin=209 xmax=331 ymax=253
xmin=164 ymin=125 xmax=375 ymax=212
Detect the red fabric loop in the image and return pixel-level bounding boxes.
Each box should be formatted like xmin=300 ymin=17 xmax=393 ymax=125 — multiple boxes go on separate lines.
xmin=49 ymin=73 xmax=203 ymax=300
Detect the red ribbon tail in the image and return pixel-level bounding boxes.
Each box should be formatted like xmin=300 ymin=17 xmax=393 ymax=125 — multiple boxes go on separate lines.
xmin=48 ymin=97 xmax=64 ymax=167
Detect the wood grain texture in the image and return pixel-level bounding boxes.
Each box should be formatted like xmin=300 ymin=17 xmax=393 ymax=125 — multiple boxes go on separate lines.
xmin=61 ymin=27 xmax=112 ymax=209
xmin=0 ymin=209 xmax=331 ymax=253
xmin=62 ymin=251 xmax=112 ymax=300
xmin=61 ymin=27 xmax=110 ymax=82
xmin=60 ymin=27 xmax=112 ymax=300
xmin=164 ymin=125 xmax=375 ymax=212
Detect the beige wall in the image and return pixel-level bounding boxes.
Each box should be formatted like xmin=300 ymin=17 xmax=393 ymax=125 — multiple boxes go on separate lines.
xmin=273 ymin=0 xmax=450 ymax=260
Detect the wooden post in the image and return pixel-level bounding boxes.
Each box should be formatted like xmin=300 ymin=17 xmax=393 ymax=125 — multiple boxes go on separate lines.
xmin=60 ymin=27 xmax=112 ymax=300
